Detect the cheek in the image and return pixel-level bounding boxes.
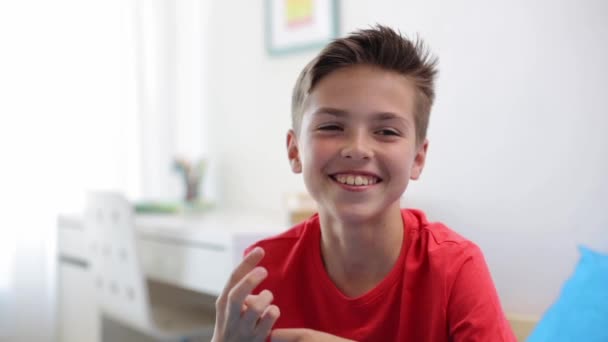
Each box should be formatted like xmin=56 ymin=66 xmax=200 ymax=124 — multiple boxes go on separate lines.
xmin=303 ymin=138 xmax=333 ymax=165
xmin=388 ymin=151 xmax=416 ymax=181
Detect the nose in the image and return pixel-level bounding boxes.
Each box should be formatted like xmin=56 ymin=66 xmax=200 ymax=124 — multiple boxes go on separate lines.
xmin=340 ymin=129 xmax=374 ymax=160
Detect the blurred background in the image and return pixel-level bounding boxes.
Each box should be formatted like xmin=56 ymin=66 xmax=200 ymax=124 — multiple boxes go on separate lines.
xmin=0 ymin=0 xmax=606 ymax=341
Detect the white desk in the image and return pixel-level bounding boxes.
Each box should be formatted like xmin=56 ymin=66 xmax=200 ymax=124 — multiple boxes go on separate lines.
xmin=56 ymin=211 xmax=286 ymax=342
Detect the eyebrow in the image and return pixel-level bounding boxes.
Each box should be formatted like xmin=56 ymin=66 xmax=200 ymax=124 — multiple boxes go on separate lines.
xmin=313 ymin=107 xmax=410 ymax=124
xmin=312 ymin=107 xmax=349 ymax=117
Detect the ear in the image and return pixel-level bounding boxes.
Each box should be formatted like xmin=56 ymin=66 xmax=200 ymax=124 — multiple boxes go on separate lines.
xmin=286 ymin=129 xmax=302 ymax=174
xmin=410 ymin=139 xmax=429 ymax=180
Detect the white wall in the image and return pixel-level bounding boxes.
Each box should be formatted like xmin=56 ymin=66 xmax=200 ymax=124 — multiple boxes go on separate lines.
xmin=204 ymin=0 xmax=312 ymax=217
xmin=204 ymin=0 xmax=608 ymax=315
xmin=0 ymin=0 xmax=140 ymax=340
xmin=137 ymin=0 xmax=211 ymax=201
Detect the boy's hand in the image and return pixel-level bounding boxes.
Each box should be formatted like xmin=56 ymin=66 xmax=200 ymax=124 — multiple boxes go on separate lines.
xmin=212 ymin=247 xmax=280 ymax=342
xmin=271 ymin=329 xmax=356 ymax=342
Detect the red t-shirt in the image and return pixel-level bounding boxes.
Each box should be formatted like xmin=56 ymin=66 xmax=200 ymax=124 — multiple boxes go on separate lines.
xmin=247 ymin=209 xmax=515 ymax=341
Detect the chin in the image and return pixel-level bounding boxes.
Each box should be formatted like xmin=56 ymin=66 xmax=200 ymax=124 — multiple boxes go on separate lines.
xmin=329 ymin=203 xmax=384 ymax=224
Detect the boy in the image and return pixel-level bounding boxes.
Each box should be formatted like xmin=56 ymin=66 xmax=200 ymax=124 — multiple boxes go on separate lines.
xmin=212 ymin=25 xmax=516 ymax=342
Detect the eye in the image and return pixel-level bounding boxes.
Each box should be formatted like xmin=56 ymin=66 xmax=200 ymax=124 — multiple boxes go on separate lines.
xmin=318 ymin=124 xmax=343 ymax=131
xmin=376 ymin=128 xmax=400 ymax=136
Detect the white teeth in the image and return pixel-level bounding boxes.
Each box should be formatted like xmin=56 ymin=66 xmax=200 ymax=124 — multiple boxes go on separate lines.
xmin=346 ymin=175 xmax=355 ymax=185
xmin=334 ymin=174 xmax=378 ymax=186
xmin=355 ymin=176 xmax=363 ymax=185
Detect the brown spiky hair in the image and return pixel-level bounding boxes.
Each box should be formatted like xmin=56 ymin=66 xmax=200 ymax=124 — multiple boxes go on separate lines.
xmin=291 ymin=25 xmax=438 ymax=145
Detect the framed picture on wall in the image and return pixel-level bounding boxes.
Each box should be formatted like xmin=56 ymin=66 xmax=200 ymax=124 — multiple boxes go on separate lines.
xmin=265 ymin=0 xmax=340 ymax=55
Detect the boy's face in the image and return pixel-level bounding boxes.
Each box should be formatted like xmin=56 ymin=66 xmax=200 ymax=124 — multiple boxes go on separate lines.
xmin=287 ymin=65 xmax=428 ymax=223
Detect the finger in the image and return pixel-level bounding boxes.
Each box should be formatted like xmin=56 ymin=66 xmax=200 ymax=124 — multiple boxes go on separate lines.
xmin=255 ymin=304 xmax=281 ymax=337
xmin=272 ymin=329 xmax=355 ymax=342
xmin=226 ymin=266 xmax=268 ymax=323
xmin=223 ymin=247 xmax=265 ymax=293
xmin=215 ymin=248 xmax=265 ymax=325
xmin=242 ymin=290 xmax=274 ymax=329
xmin=271 ymin=328 xmax=308 ymax=342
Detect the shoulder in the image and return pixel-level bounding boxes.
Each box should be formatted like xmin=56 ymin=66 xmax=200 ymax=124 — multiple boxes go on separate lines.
xmin=403 ymin=208 xmax=484 ymax=270
xmin=245 ymin=214 xmax=319 ymax=268
xmin=247 ymin=214 xmax=315 ymax=250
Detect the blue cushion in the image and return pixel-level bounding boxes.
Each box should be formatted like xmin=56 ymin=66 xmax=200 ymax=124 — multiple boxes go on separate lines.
xmin=527 ymin=246 xmax=608 ymax=342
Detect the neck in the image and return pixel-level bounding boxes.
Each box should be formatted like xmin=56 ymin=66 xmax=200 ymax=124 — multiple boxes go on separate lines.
xmin=318 ymin=204 xmax=404 ymax=298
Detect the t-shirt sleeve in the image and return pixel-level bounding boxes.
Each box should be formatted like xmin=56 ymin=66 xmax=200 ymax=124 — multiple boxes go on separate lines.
xmin=447 ymin=243 xmax=516 ymax=342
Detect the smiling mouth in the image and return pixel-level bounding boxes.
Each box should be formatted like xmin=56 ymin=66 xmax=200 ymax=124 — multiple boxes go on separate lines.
xmin=329 ymin=174 xmax=382 ymax=186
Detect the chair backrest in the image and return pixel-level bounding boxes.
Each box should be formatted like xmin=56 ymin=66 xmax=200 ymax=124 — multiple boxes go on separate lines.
xmin=85 ymin=192 xmax=151 ymax=330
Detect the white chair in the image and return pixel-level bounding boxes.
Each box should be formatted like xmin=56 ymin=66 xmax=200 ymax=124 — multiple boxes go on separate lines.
xmin=85 ymin=192 xmax=215 ymax=341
